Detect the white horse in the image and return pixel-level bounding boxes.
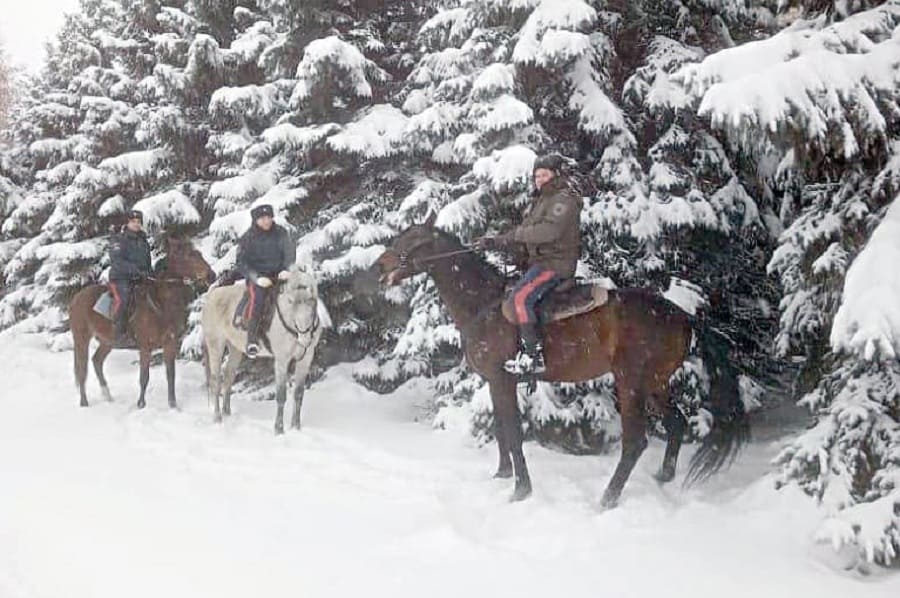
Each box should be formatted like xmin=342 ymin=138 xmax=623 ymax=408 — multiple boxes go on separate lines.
xmin=202 ymin=266 xmax=322 ymax=434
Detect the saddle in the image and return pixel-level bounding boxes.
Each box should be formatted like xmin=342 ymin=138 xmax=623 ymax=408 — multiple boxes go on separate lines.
xmin=93 ymin=286 xmax=138 ymax=321
xmin=501 ymin=278 xmax=609 ymax=325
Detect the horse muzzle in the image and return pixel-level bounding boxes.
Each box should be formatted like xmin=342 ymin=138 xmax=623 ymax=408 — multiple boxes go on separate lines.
xmin=375 ymin=250 xmax=408 ymax=286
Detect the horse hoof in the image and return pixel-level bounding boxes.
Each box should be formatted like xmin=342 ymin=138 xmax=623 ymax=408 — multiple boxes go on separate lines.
xmin=654 ymin=469 xmax=675 ymax=484
xmin=274 ymin=424 xmax=284 ymax=435
xmin=509 ymin=484 xmax=532 ymax=502
xmin=137 ymin=400 xmax=146 ymax=409
xmin=493 ymin=467 xmax=513 ymax=479
xmin=80 ymin=400 xmax=89 ymax=408
xmin=599 ymin=492 xmax=619 ymax=510
xmin=291 ymin=422 xmax=301 ymax=431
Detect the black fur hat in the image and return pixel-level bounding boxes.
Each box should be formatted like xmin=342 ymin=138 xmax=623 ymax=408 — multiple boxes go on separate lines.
xmin=126 ymin=209 xmax=143 ymax=222
xmin=532 ymin=153 xmax=565 ymax=174
xmin=250 ymin=204 xmax=274 ymax=220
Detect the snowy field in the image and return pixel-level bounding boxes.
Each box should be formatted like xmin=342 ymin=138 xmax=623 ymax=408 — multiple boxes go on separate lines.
xmin=0 ymin=330 xmax=897 ymax=598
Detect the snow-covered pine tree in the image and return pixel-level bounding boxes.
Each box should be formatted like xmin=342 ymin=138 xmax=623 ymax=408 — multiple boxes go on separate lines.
xmin=201 ymin=0 xmax=429 ymax=381
xmin=0 ymin=0 xmax=227 ymax=340
xmin=0 ymin=39 xmax=12 ymax=129
xmin=675 ymin=1 xmax=900 ymax=565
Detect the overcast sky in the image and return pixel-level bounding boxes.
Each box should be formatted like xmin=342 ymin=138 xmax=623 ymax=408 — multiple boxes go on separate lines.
xmin=1 ymin=0 xmax=81 ymax=72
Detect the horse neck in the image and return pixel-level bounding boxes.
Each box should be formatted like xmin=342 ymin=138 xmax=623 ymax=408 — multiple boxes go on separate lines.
xmin=424 ymin=245 xmax=504 ymax=332
xmin=149 ymin=281 xmax=191 ymax=324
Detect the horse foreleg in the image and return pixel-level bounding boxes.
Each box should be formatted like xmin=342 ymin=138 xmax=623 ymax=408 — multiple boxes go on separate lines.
xmin=221 ymin=345 xmax=243 ymax=417
xmin=163 ymin=340 xmax=177 ymax=409
xmin=601 ymin=380 xmax=648 ymax=509
xmin=290 ymin=346 xmax=316 ymax=430
xmin=493 ymin=420 xmax=513 ymax=479
xmin=73 ymin=333 xmax=90 ymax=407
xmin=137 ymin=349 xmax=151 ymax=409
xmin=655 ymin=405 xmax=686 ymax=484
xmin=274 ymin=358 xmax=288 ymax=435
xmin=490 ymin=374 xmax=530 ymax=501
xmin=92 ymin=343 xmax=113 ymax=402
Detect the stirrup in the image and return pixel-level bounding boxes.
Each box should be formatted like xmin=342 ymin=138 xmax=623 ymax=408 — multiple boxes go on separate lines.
xmin=503 ymin=349 xmax=546 ymax=376
xmin=246 ymin=343 xmax=260 ymax=359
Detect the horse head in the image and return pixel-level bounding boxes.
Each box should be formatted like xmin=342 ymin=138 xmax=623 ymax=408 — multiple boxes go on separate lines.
xmin=376 ymin=211 xmax=455 ymax=286
xmin=278 ymin=265 xmax=319 ymax=330
xmin=166 ymin=238 xmax=216 ymax=286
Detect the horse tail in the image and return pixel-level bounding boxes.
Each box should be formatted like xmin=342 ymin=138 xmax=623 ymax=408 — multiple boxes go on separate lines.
xmin=684 ymin=318 xmax=750 ymax=486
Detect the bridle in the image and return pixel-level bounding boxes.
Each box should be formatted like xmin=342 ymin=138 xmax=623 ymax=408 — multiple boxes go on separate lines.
xmin=273 ymin=281 xmax=321 ymax=362
xmin=396 ymin=238 xmax=475 ymax=273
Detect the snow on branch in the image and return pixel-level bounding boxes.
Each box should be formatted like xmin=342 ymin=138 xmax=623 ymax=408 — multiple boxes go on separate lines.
xmin=675 ymin=4 xmax=900 ymax=100
xmin=133 ymin=190 xmax=201 ymax=230
xmin=693 ymin=37 xmax=900 ymax=158
xmin=472 ymin=145 xmax=536 ymax=194
xmin=831 ymin=195 xmax=900 ymax=360
xmin=98 ymin=148 xmax=171 ymax=183
xmin=326 ymin=105 xmax=409 ymax=159
xmin=293 ymin=36 xmax=386 ymax=103
xmin=209 ymin=84 xmax=285 ymax=124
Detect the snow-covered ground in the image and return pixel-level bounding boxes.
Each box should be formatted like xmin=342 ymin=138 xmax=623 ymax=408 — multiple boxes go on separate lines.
xmin=0 ymin=331 xmax=896 ymax=598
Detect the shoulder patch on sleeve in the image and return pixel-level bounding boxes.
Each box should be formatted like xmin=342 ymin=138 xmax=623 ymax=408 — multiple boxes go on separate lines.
xmin=551 ymin=201 xmax=568 ymax=217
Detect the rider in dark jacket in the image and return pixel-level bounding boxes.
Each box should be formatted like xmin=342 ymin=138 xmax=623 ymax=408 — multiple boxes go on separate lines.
xmin=475 ymin=153 xmax=582 ymax=375
xmin=236 ymin=203 xmax=296 ymax=358
xmin=109 ymin=209 xmax=152 ymax=347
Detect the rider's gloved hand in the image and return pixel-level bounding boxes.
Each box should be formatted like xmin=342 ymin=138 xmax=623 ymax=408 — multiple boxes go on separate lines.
xmin=474 ymin=236 xmax=498 ymax=250
xmin=277 ymin=270 xmax=290 ymax=281
xmin=256 ymin=276 xmax=273 ymax=288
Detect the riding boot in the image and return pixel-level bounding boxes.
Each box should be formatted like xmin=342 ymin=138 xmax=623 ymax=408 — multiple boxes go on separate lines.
xmin=246 ymin=318 xmax=261 ymax=359
xmin=504 ymin=322 xmax=546 ymax=375
xmin=113 ymin=311 xmax=134 ymax=349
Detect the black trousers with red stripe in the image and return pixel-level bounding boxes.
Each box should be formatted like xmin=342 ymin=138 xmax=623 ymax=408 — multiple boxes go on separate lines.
xmin=504 ymin=265 xmax=560 ymax=325
xmin=244 ymin=281 xmax=271 ymax=343
xmin=109 ymin=280 xmax=133 ymax=335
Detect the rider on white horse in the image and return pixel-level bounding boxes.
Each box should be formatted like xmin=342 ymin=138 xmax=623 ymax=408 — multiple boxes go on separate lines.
xmin=236 ymin=204 xmax=295 ymax=358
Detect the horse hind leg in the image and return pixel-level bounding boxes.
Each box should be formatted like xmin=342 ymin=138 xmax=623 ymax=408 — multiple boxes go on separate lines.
xmin=206 ymin=341 xmax=225 ymax=423
xmin=221 ymin=345 xmax=243 ymax=417
xmin=137 ymin=349 xmax=151 ymax=409
xmin=73 ymin=329 xmax=91 ymax=407
xmin=655 ymin=405 xmax=686 ymax=484
xmin=163 ymin=340 xmax=178 ymax=409
xmin=600 ymin=379 xmax=648 ymax=509
xmin=92 ymin=343 xmax=113 ymax=402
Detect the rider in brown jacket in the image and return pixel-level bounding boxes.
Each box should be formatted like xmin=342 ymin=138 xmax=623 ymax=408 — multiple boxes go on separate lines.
xmin=476 ymin=153 xmax=582 ymax=375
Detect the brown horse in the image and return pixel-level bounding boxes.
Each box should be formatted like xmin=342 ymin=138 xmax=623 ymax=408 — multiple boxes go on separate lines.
xmin=375 ymin=215 xmax=749 ymax=507
xmin=69 ymin=238 xmax=215 ymax=409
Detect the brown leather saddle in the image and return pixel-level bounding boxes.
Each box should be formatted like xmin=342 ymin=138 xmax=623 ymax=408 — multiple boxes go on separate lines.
xmin=501 ymin=278 xmax=609 ymax=324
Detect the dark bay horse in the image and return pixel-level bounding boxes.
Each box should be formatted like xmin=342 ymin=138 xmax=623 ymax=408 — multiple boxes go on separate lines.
xmin=69 ymin=238 xmax=215 ymax=409
xmin=376 ymin=215 xmax=749 ymax=507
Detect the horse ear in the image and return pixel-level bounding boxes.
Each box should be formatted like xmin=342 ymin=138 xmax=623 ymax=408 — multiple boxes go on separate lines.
xmin=423 ymin=210 xmax=437 ymax=228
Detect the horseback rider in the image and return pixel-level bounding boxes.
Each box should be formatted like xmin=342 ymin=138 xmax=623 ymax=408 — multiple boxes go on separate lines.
xmin=109 ymin=209 xmax=153 ymax=347
xmin=236 ymin=203 xmax=296 ymax=359
xmin=475 ymin=153 xmax=581 ymax=375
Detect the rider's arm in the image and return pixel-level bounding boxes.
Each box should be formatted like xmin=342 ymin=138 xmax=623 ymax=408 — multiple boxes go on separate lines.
xmin=235 ymin=233 xmax=259 ymax=284
xmin=509 ymin=196 xmax=578 ymax=246
xmin=110 ymin=236 xmax=140 ymax=279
